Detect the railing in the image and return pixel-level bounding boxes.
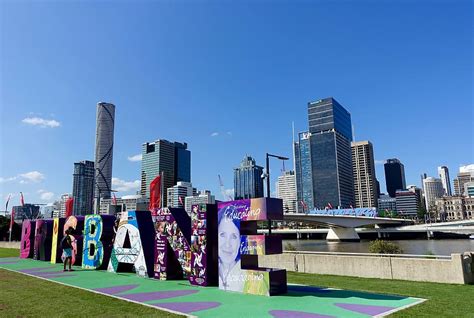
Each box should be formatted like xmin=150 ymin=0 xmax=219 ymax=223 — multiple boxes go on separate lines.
xmin=282 ymin=250 xmax=452 ymax=260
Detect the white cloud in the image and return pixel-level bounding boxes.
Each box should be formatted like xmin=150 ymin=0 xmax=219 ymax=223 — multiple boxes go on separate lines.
xmin=38 ymin=190 xmax=54 ymax=201
xmin=22 ymin=117 xmax=60 ymax=128
xmin=226 ymin=131 xmax=233 ymax=136
xmin=210 ymin=132 xmax=219 ymax=137
xmin=112 ymin=177 xmax=140 ymax=192
xmin=0 ymin=176 xmax=17 ymax=183
xmin=1 ymin=171 xmax=45 ymax=184
xmin=375 ymin=160 xmax=386 ymax=165
xmin=20 ymin=171 xmax=45 ymax=183
xmin=127 ymin=154 xmax=142 ymax=162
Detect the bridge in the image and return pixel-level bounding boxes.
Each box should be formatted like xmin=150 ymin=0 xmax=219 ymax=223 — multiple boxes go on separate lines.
xmin=281 ymin=210 xmax=413 ymax=241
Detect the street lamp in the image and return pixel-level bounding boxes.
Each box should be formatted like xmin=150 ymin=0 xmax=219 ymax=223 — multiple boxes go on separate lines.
xmin=263 ymin=153 xmax=289 ymax=235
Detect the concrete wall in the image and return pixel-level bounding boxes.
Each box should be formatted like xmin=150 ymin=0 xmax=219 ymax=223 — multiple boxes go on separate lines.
xmin=259 ymin=251 xmax=474 ymax=284
xmin=0 ymin=241 xmax=20 ymax=249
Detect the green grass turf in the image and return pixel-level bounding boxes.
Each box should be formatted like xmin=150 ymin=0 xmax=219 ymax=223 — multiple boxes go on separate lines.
xmin=0 ymin=247 xmax=20 ymax=258
xmin=1 ymin=248 xmax=472 ymax=317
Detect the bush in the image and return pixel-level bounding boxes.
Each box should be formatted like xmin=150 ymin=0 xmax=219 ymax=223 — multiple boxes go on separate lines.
xmin=368 ymin=239 xmax=403 ymax=254
xmin=284 ymin=242 xmax=297 ymax=251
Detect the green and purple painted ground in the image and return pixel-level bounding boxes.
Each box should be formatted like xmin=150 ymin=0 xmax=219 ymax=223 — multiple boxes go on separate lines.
xmin=0 ymin=258 xmax=424 ymax=317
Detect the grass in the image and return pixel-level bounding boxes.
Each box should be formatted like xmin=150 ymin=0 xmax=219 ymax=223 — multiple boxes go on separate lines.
xmin=1 ymin=248 xmax=473 ymax=317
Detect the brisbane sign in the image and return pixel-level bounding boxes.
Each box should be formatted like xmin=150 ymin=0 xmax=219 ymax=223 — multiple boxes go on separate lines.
xmin=20 ymin=198 xmax=287 ymax=296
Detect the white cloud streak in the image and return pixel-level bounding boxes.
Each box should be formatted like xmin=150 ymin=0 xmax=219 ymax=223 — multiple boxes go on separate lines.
xmin=22 ymin=117 xmax=60 ymax=128
xmin=127 ymin=154 xmax=142 ymax=162
xmin=1 ymin=171 xmax=45 ymax=183
xmin=375 ymin=160 xmax=386 ymax=165
xmin=210 ymin=132 xmax=219 ymax=137
xmin=112 ymin=177 xmax=140 ymax=192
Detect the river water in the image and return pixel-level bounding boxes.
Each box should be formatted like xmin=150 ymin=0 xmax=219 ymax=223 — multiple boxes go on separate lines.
xmin=283 ymin=239 xmax=474 ymax=256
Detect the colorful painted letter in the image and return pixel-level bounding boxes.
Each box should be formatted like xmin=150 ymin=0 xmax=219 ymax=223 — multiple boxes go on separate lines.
xmin=108 ymin=210 xmax=155 ymax=278
xmin=82 ymin=214 xmax=115 ymax=269
xmin=51 ymin=218 xmax=65 ymax=264
xmin=20 ymin=220 xmax=36 ymax=259
xmin=217 ymin=198 xmax=287 ymax=296
xmin=33 ymin=219 xmax=53 ymax=261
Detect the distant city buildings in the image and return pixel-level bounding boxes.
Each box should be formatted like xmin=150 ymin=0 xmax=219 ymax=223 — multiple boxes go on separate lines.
xmin=395 ymin=190 xmax=419 ymax=217
xmin=72 ymin=160 xmax=95 ymax=215
xmin=435 ymin=196 xmax=474 ymax=220
xmin=423 ymin=177 xmax=444 ymax=211
xmin=437 ymin=166 xmax=452 ymax=196
xmin=12 ymin=204 xmax=40 ymax=220
xmin=351 ymin=141 xmax=377 ymax=208
xmin=167 ymin=181 xmax=196 ymax=209
xmin=276 ymin=170 xmax=297 ymax=214
xmin=60 ymin=193 xmax=72 ymax=218
xmin=99 ymin=195 xmax=148 ymax=215
xmin=94 ymin=102 xmax=115 ymax=201
xmin=185 ymin=190 xmax=215 ymax=215
xmin=234 ymin=156 xmax=264 ymax=200
xmin=377 ymin=194 xmax=396 ymax=213
xmin=140 ymin=139 xmax=191 ymax=204
xmin=453 ymin=165 xmax=474 ymax=196
xmin=384 ymin=159 xmax=406 ymax=198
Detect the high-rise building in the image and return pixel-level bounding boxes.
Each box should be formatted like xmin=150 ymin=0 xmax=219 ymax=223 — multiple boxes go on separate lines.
xmin=234 ymin=156 xmax=264 ymax=200
xmin=276 ymin=170 xmax=297 ymax=214
xmin=140 ymin=139 xmax=191 ymax=203
xmin=351 ymin=141 xmax=377 ymax=208
xmin=167 ymin=181 xmax=196 ymax=209
xmin=407 ymin=185 xmax=424 ymax=210
xmin=185 ymin=190 xmax=215 ymax=215
xmin=384 ymin=158 xmax=406 ymax=197
xmin=72 ymin=160 xmax=95 ymax=215
xmin=464 ymin=182 xmax=474 ymax=197
xmin=294 ymin=131 xmax=314 ymax=212
xmin=423 ymin=177 xmax=444 ymax=211
xmin=453 ymin=165 xmax=474 ymax=196
xmin=94 ymin=102 xmax=115 ymax=201
xmin=395 ymin=190 xmax=419 ymax=217
xmin=307 ymin=97 xmax=354 ymax=208
xmin=438 ymin=166 xmax=452 ymax=196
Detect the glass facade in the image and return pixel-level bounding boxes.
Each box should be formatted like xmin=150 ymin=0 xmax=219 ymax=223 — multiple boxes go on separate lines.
xmin=295 ymin=132 xmax=314 ymax=211
xmin=307 ymin=97 xmax=354 ymax=208
xmin=141 ymin=139 xmax=191 ymax=203
xmin=384 ymin=159 xmax=406 ymax=197
xmin=72 ymin=160 xmax=95 ymax=215
xmin=234 ymin=156 xmax=264 ymax=200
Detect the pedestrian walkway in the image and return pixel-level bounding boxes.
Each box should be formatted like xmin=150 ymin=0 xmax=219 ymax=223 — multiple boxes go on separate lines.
xmin=0 ymin=258 xmax=424 ymax=317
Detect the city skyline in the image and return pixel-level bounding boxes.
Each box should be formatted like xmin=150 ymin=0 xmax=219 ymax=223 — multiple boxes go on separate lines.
xmin=1 ymin=1 xmax=472 ymax=206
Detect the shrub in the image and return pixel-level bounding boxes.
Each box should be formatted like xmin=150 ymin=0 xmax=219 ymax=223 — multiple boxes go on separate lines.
xmin=368 ymin=239 xmax=403 ymax=254
xmin=284 ymin=242 xmax=297 ymax=251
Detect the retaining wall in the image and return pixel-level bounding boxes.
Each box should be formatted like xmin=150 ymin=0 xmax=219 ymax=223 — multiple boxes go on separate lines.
xmin=259 ymin=251 xmax=474 ymax=284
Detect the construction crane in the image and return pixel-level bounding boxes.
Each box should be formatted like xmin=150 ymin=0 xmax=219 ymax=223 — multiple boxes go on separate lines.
xmin=218 ymin=174 xmax=234 ymax=201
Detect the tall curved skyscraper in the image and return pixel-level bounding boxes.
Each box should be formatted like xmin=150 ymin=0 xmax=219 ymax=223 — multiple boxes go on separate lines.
xmin=95 ymin=102 xmax=115 ymax=201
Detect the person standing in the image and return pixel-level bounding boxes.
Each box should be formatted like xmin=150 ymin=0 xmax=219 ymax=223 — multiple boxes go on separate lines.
xmin=61 ymin=228 xmax=74 ymax=271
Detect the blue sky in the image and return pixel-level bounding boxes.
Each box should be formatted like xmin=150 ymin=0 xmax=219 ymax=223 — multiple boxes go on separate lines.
xmin=1 ymin=0 xmax=473 ymax=208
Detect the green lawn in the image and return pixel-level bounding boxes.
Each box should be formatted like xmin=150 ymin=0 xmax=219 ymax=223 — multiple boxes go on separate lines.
xmin=1 ymin=248 xmax=473 ymax=317
xmin=0 ymin=247 xmax=20 ymax=258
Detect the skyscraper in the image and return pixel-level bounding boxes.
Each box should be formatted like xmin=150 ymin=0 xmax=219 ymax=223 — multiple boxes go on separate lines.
xmin=140 ymin=139 xmax=191 ymax=203
xmin=384 ymin=158 xmax=406 ymax=198
xmin=294 ymin=131 xmax=314 ymax=212
xmin=423 ymin=177 xmax=444 ymax=211
xmin=307 ymin=97 xmax=354 ymax=208
xmin=72 ymin=160 xmax=95 ymax=215
xmin=234 ymin=156 xmax=264 ymax=200
xmin=95 ymin=102 xmax=115 ymax=201
xmin=351 ymin=141 xmax=377 ymax=208
xmin=276 ymin=170 xmax=297 ymax=214
xmin=438 ymin=166 xmax=452 ymax=196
